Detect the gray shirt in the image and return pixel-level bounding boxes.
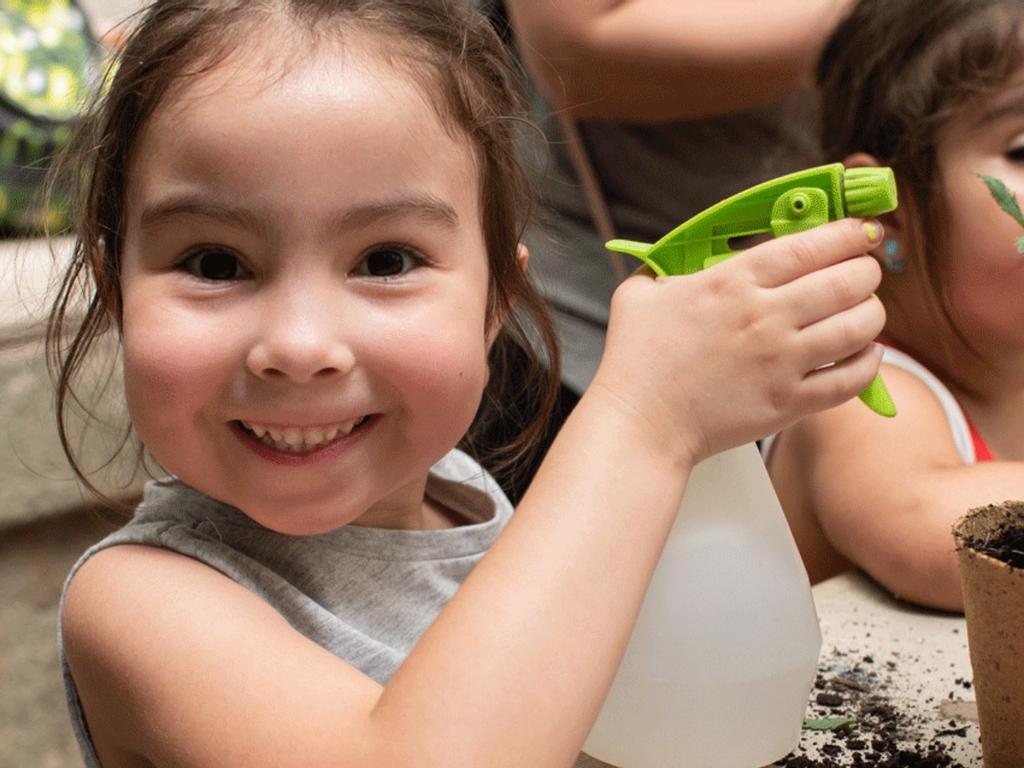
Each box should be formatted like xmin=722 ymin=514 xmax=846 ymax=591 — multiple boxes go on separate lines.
xmin=60 ymin=450 xmax=610 ymax=766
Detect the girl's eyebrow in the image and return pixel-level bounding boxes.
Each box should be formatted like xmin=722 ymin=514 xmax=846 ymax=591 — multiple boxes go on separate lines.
xmin=139 ymin=197 xmax=263 ymax=233
xmin=981 ymin=100 xmax=1024 ymax=125
xmin=977 ymin=85 xmax=1024 ymax=126
xmin=138 ymin=193 xmax=461 ymax=233
xmin=329 ymin=195 xmax=460 ymax=231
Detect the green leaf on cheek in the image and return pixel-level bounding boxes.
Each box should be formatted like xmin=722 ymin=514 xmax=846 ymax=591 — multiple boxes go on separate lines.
xmin=974 ymin=172 xmax=1024 ymax=229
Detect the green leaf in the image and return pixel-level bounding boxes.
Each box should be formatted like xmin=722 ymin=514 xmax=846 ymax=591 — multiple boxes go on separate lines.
xmin=974 ymin=173 xmax=1024 ymax=229
xmin=1017 ymin=235 xmax=1024 ymax=254
xmin=803 ymin=717 xmax=857 ymax=731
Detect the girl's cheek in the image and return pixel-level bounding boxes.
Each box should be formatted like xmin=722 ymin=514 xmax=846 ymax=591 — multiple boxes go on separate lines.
xmin=378 ymin=303 xmax=492 ymax=422
xmin=407 ymin=298 xmax=490 ymax=367
xmin=121 ymin=307 xmax=235 ymax=413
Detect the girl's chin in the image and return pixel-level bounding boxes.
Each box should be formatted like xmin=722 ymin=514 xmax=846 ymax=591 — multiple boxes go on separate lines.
xmin=240 ymin=502 xmax=364 ymax=536
xmin=233 ymin=485 xmax=434 ymax=535
xmin=186 ymin=481 xmax=367 ymax=535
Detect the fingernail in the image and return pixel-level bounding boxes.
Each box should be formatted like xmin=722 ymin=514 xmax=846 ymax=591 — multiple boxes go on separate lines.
xmin=864 ymin=221 xmax=883 ymax=243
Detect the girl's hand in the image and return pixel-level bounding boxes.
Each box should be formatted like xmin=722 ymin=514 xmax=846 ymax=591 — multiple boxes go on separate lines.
xmin=590 ymin=218 xmax=886 ymax=467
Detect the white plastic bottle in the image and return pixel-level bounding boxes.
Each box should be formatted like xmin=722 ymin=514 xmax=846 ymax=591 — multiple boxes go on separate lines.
xmin=583 ymin=442 xmax=821 ymax=767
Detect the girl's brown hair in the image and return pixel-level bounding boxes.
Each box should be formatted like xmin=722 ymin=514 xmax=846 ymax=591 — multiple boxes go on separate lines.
xmin=817 ymin=0 xmax=1023 ymax=367
xmin=46 ymin=0 xmax=559 ymax=501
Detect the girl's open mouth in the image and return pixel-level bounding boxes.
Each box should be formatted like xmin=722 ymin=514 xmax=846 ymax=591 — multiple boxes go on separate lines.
xmin=234 ymin=416 xmax=372 ymax=455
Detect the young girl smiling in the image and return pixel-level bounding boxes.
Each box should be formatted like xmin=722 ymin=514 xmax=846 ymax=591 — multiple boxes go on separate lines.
xmin=54 ymin=2 xmax=886 ymax=765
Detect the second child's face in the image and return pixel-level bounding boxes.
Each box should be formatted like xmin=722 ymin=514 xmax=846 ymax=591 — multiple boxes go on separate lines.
xmin=120 ymin=36 xmax=495 ymax=534
xmin=936 ymin=68 xmax=1024 ymax=354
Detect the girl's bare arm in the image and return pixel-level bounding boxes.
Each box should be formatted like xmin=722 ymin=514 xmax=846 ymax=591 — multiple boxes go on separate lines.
xmin=64 ymin=219 xmax=884 ymax=768
xmin=770 ymin=364 xmax=1024 ymax=612
xmin=505 ymin=0 xmax=852 ymax=122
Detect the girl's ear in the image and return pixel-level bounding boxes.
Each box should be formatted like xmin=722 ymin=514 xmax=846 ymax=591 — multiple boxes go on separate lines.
xmin=486 ymin=244 xmax=529 ymax=347
xmin=844 ymin=152 xmax=908 ymax=272
xmin=516 ymin=242 xmax=529 ymax=272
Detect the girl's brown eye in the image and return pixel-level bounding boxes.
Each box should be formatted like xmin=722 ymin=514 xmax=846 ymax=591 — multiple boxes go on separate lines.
xmin=179 ymin=248 xmax=250 ymax=281
xmin=355 ymin=245 xmax=422 ymax=278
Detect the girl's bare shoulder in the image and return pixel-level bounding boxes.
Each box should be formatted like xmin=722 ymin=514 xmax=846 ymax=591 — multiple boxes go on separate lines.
xmin=62 ymin=544 xmax=380 ymax=767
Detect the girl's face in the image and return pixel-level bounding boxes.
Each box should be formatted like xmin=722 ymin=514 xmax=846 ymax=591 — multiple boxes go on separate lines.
xmin=119 ymin=36 xmax=495 ymax=534
xmin=934 ymin=68 xmax=1024 ymax=355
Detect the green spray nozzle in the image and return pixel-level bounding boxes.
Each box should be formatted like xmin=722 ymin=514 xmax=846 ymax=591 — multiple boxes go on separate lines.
xmin=607 ymin=163 xmax=899 ymax=417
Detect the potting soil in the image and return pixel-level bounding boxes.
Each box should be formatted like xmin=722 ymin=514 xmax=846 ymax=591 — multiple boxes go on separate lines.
xmin=961 ymin=524 xmax=1024 ymax=569
xmin=775 ymin=647 xmax=974 ymax=767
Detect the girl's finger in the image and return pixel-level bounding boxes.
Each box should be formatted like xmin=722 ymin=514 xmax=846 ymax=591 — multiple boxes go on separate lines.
xmin=794 ymin=295 xmax=887 ymax=373
xmin=796 ymin=343 xmax=885 ymax=414
xmin=780 ymin=254 xmax=882 ymax=329
xmin=741 ymin=218 xmax=884 ymax=289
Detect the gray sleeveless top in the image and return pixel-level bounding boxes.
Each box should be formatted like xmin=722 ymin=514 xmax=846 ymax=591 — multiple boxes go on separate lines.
xmin=59 ymin=450 xmax=607 ymax=767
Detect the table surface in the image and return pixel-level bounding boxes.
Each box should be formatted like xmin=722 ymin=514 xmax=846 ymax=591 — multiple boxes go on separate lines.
xmin=787 ymin=571 xmax=981 ymax=766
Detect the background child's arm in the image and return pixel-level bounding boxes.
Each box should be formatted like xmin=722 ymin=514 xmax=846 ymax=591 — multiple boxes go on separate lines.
xmin=505 ymin=0 xmax=852 ymax=121
xmin=768 ymin=364 xmax=1024 ymax=612
xmin=64 ymin=220 xmax=884 ymax=768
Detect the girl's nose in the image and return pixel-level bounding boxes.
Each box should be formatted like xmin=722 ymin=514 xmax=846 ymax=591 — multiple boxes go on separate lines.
xmin=246 ymin=293 xmax=355 ymax=383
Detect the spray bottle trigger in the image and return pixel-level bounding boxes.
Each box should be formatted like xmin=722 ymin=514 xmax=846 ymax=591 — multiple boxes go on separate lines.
xmin=605 ymin=239 xmax=668 ymax=276
xmin=858 ymin=373 xmax=897 ymax=417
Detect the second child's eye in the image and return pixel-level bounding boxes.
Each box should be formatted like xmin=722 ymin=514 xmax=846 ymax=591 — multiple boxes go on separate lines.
xmin=353 ymin=245 xmax=423 ymax=278
xmin=178 ymin=248 xmax=250 ymax=281
xmin=1008 ymin=145 xmax=1024 ymax=162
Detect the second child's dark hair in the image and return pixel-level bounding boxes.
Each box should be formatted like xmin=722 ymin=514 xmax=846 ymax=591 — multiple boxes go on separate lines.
xmin=817 ymin=0 xmax=1023 ymax=365
xmin=47 ymin=0 xmax=559 ymax=500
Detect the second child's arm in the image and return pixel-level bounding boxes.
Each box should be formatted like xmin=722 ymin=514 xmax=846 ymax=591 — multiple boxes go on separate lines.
xmin=506 ymin=0 xmax=853 ymax=122
xmin=63 ymin=220 xmax=884 ymax=768
xmin=769 ymin=365 xmax=1024 ymax=612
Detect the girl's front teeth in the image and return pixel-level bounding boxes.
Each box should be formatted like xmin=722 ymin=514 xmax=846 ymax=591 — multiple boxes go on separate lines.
xmin=240 ymin=418 xmax=365 ymax=452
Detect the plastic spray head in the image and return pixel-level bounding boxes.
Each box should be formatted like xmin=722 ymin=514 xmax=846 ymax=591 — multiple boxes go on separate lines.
xmin=605 ymin=163 xmax=899 ymax=417
xmin=842 ymin=166 xmax=898 ymax=218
